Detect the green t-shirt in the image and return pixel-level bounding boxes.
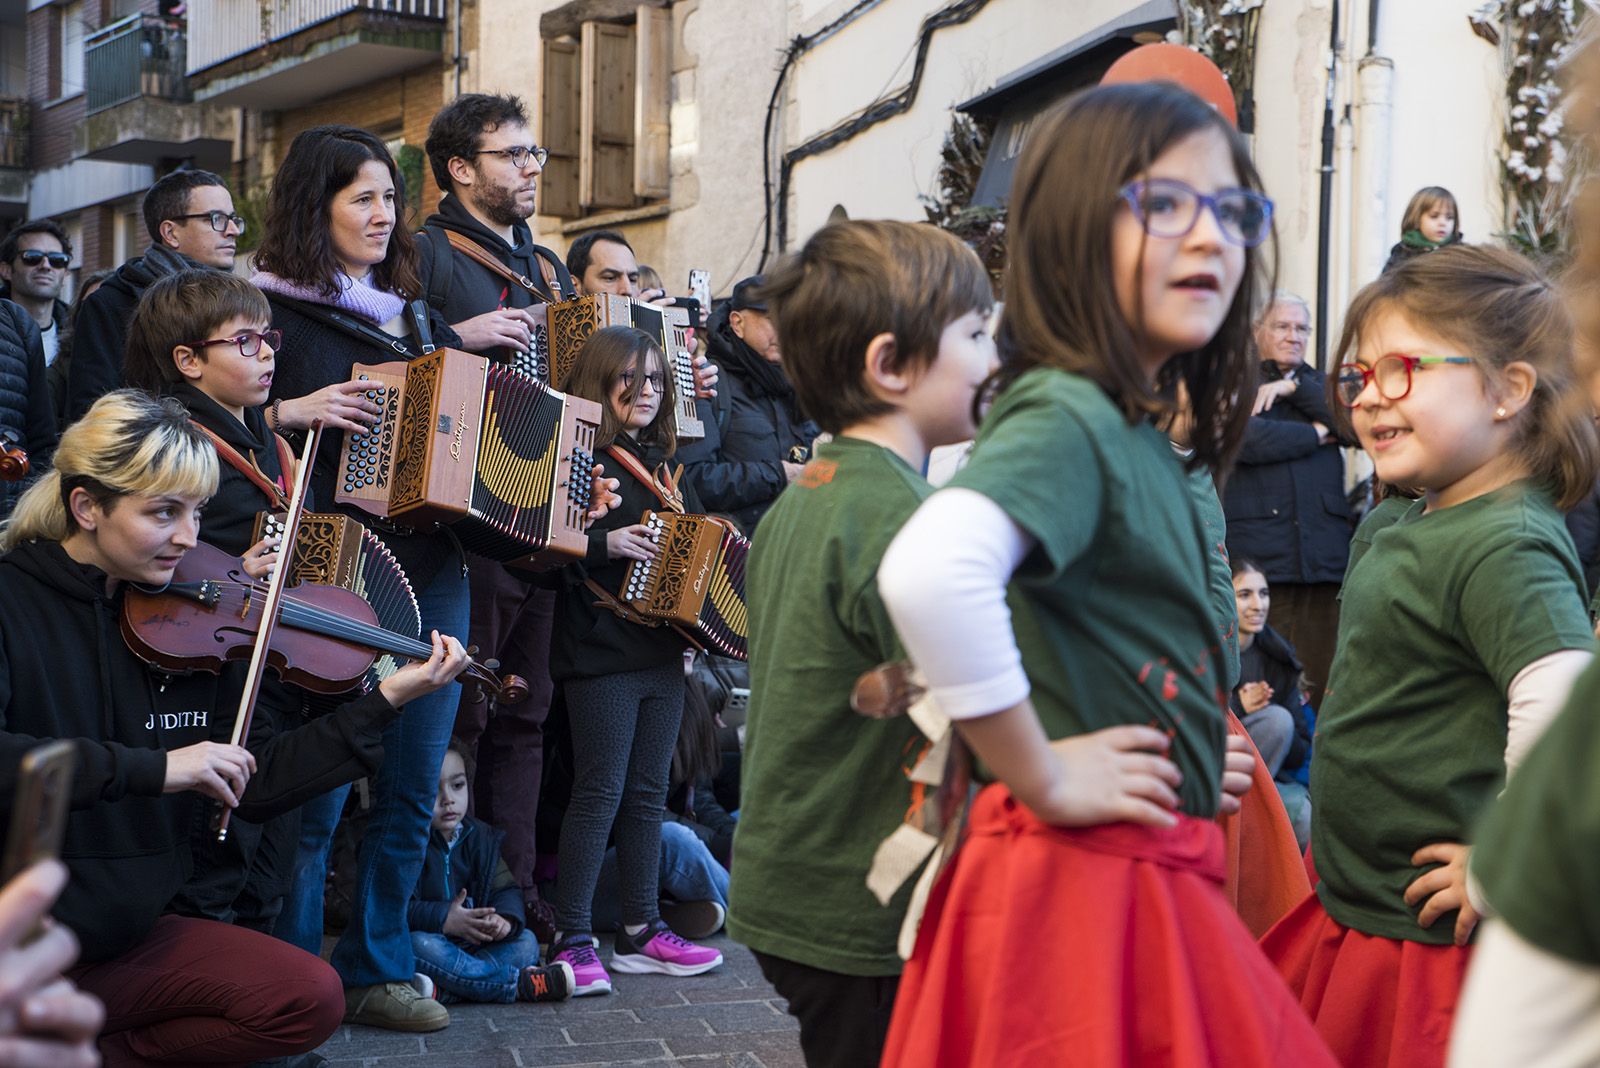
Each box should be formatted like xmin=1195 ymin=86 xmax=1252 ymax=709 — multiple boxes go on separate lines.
xmin=1473 ymin=658 xmax=1600 ymax=966
xmin=1312 ymin=484 xmax=1594 ymax=943
xmin=727 ymin=436 xmax=932 ymax=976
xmin=949 ymin=368 xmax=1227 ymax=816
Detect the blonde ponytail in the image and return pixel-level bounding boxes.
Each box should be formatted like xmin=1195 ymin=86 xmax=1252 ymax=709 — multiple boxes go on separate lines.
xmin=0 ymin=390 xmax=219 ymax=552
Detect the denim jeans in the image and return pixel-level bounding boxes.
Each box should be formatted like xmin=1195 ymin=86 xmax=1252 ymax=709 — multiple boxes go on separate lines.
xmin=591 ymin=821 xmax=729 ymax=932
xmin=410 ymin=929 xmax=542 ymax=1004
xmin=275 ymin=564 xmax=470 ymax=986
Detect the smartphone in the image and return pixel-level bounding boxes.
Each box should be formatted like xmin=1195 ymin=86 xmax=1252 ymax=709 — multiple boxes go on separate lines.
xmin=666 ymin=297 xmax=702 ymax=325
xmin=0 ymin=740 xmax=76 ymax=884
xmin=688 ymin=268 xmax=710 ymax=312
xmin=722 ymin=687 xmax=751 ymax=728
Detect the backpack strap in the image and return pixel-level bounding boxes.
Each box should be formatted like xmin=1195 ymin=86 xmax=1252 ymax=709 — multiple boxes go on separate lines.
xmin=418 ymin=225 xmax=454 ymax=314
xmin=269 ymin=294 xmax=417 ymax=358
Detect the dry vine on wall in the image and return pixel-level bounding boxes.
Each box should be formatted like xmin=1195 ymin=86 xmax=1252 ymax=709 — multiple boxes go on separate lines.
xmin=1177 ymin=0 xmax=1265 ymax=132
xmin=1472 ymin=0 xmax=1593 ymax=256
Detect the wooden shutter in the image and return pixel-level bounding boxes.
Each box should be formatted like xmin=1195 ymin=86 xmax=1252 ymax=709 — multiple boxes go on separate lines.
xmin=580 ymin=20 xmax=636 ymax=210
xmin=538 ymin=36 xmax=582 ymax=219
xmin=633 ymin=5 xmax=670 ymax=200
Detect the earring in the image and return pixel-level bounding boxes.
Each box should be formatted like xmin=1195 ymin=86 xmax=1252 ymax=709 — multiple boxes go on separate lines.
xmin=1495 ymin=406 xmax=1508 ymax=418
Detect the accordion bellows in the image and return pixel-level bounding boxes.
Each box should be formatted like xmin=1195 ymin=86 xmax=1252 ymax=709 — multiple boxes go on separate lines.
xmin=252 ymin=509 xmax=420 ymax=702
xmin=619 ymin=510 xmax=750 ymax=661
xmin=334 ymin=348 xmax=602 ymax=570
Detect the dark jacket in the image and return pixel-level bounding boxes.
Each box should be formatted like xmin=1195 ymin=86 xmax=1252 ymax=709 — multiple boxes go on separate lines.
xmin=1381 ymin=230 xmax=1464 ymax=275
xmin=1223 ymin=362 xmax=1353 ymax=585
xmin=674 ymin=304 xmax=816 ymax=532
xmin=416 ymin=194 xmax=573 ymax=369
xmin=0 ymin=288 xmax=70 ymax=423
xmin=667 ymin=779 xmax=736 ymax=870
xmin=1230 ymin=623 xmax=1312 ymax=776
xmin=552 ymin=433 xmax=696 ymax=681
xmin=1565 ymin=483 xmax=1600 ymax=601
xmin=175 ymin=382 xmax=292 ymax=558
xmin=408 ymin=815 xmax=526 ymax=939
xmin=0 ymin=300 xmax=58 ymax=519
xmin=0 ymin=538 xmax=399 ymax=961
xmin=265 ymin=293 xmax=464 ymax=590
xmin=67 ymin=246 xmax=206 ymax=421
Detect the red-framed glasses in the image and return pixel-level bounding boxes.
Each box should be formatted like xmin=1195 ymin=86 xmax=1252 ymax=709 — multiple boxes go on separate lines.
xmin=1336 ymin=353 xmax=1474 ymax=407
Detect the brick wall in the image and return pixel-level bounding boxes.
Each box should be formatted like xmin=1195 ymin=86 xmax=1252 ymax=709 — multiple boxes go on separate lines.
xmin=276 ymin=63 xmax=446 ymax=225
xmin=78 ymin=203 xmax=114 ymax=271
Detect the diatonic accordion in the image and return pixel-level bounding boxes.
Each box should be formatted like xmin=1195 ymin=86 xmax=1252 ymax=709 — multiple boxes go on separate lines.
xmin=333 ymin=347 xmax=601 ymax=570
xmin=618 ymin=510 xmax=749 ymax=661
xmin=252 ymin=509 xmax=421 ymax=700
xmin=547 ymin=295 xmax=704 ymax=440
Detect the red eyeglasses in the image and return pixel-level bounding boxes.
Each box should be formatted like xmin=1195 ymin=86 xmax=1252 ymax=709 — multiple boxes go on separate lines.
xmin=1335 ymin=353 xmax=1474 ymax=407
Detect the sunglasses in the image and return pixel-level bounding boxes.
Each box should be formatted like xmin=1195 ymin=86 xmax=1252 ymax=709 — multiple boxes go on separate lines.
xmin=16 ymin=250 xmax=70 ymax=269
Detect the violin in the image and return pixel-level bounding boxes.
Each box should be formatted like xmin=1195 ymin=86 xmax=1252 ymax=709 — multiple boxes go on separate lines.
xmin=0 ymin=433 xmax=27 ymax=482
xmin=121 ymin=540 xmax=526 ymax=702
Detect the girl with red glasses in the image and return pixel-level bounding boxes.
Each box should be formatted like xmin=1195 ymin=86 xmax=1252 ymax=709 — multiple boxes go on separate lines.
xmin=1259 ymin=244 xmax=1600 ymax=1068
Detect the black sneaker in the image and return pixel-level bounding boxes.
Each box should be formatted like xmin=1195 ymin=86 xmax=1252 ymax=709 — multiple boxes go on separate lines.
xmin=660 ymin=899 xmax=726 ymax=940
xmin=518 ymin=959 xmax=575 ymax=1002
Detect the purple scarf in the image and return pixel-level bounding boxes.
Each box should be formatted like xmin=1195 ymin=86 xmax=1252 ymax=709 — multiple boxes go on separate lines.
xmin=250 ymin=269 xmax=407 ymax=326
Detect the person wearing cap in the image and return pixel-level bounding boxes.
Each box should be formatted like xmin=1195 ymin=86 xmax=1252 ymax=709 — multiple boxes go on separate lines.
xmin=673 ymin=276 xmax=817 ymax=534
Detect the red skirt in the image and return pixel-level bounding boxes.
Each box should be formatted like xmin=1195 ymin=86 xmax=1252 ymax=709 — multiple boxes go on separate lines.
xmin=1219 ymin=710 xmax=1312 ymax=938
xmin=1259 ymin=891 xmax=1473 ymax=1068
xmin=880 ymin=784 xmax=1337 ymax=1068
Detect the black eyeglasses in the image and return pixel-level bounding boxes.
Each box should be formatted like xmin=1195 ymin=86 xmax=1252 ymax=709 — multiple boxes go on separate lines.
xmin=16 ymin=250 xmax=70 ymax=269
xmin=475 ymin=146 xmax=549 ymax=168
xmin=187 ymin=329 xmax=281 ymax=358
xmin=619 ymin=369 xmax=665 ymax=393
xmin=1118 ymin=178 xmax=1275 ymax=248
xmin=171 ymin=210 xmax=247 ymax=236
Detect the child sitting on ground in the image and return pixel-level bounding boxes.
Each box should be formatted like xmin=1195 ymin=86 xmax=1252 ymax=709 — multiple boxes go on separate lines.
xmin=408 ymin=739 xmax=574 ymax=1004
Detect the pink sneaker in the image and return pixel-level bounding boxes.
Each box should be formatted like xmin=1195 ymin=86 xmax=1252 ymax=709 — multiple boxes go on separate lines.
xmin=552 ymin=934 xmax=612 ymax=997
xmin=610 ymin=920 xmax=724 ymax=976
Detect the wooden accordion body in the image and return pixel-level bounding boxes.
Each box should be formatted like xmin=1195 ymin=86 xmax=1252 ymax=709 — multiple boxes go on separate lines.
xmin=252 ymin=509 xmax=421 ymax=701
xmin=333 ymin=347 xmax=601 ymax=571
xmin=548 ymin=295 xmax=704 ymax=440
xmin=618 ymin=510 xmax=749 ymax=661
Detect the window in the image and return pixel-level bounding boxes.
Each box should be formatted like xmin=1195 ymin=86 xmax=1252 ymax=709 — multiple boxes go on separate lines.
xmin=58 ymin=1 xmax=84 ymax=101
xmin=112 ymin=200 xmax=143 ymax=266
xmin=539 ymin=6 xmax=671 ymax=219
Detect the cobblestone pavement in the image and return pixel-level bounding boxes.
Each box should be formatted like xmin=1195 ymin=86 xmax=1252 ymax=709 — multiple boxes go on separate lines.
xmin=317 ymin=934 xmax=804 ymax=1067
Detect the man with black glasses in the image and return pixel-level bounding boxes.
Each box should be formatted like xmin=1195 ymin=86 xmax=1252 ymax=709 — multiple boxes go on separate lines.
xmin=68 ymin=169 xmax=246 ymax=419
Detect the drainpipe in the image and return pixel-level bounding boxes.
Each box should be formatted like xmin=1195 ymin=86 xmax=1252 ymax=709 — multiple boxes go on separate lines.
xmin=1353 ymin=11 xmax=1392 ymax=290
xmin=452 ymin=0 xmax=463 ymax=98
xmin=1314 ymin=0 xmax=1340 ymax=370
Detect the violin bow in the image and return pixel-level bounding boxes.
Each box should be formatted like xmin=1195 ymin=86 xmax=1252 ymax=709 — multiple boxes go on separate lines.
xmin=215 ymin=422 xmax=321 ymax=842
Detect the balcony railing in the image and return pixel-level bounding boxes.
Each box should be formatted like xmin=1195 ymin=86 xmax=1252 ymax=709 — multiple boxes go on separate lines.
xmin=86 ymin=13 xmax=191 ymax=117
xmin=188 ymin=0 xmax=447 ymax=76
xmin=0 ymin=97 xmax=26 ymax=169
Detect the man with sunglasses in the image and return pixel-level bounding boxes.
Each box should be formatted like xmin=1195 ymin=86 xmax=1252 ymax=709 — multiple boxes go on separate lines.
xmin=68 ymin=169 xmax=245 ymax=421
xmin=1222 ymin=291 xmax=1353 ymax=710
xmin=0 ymin=221 xmax=72 ymax=369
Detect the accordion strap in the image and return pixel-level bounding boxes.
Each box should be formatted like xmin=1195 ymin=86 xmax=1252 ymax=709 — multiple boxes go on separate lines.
xmin=442 ymin=230 xmax=557 ymax=304
xmin=191 ymin=420 xmax=296 ymax=511
xmin=603 ymin=444 xmax=684 ymax=513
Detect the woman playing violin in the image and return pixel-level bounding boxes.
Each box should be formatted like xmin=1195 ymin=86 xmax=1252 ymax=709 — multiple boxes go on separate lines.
xmin=0 ymin=389 xmax=469 ymax=1068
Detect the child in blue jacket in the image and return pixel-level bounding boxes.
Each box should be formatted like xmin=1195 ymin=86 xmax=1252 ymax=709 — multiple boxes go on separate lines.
xmin=409 ymin=739 xmax=573 ymax=1003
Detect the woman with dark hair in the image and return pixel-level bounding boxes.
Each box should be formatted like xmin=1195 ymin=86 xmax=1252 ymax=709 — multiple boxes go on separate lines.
xmin=254 ymin=123 xmax=471 ymax=1033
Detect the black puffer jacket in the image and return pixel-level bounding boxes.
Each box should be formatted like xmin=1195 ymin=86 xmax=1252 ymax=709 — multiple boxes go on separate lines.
xmin=416 ymin=194 xmax=573 ymax=368
xmin=673 ymin=304 xmax=816 ymax=533
xmin=0 ymin=538 xmax=399 ymax=961
xmin=1223 ymin=362 xmax=1354 ymax=585
xmin=265 ymin=294 xmax=464 ymax=589
xmin=66 ymin=246 xmax=206 ymax=421
xmin=0 ymin=299 xmax=58 ymax=519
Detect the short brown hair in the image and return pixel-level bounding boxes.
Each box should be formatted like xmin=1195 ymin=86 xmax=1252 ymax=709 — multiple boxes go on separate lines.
xmin=1331 ymin=244 xmax=1600 ymax=510
xmin=1399 ymin=186 xmax=1459 ymax=238
xmin=124 ymin=269 xmax=271 ymax=394
xmin=562 ymin=325 xmax=678 ymax=457
xmin=759 ymin=220 xmax=992 ymax=435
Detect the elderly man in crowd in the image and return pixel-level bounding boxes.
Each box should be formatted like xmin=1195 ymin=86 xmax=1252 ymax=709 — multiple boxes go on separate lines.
xmin=1222 ymin=292 xmax=1352 ymax=709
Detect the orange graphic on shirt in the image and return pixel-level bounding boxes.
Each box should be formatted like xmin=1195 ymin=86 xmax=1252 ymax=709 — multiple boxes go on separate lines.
xmin=798 ymin=459 xmax=838 ymax=488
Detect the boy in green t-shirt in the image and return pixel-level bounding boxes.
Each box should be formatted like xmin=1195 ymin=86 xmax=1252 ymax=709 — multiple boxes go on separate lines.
xmin=726 ymin=219 xmax=995 ymax=1068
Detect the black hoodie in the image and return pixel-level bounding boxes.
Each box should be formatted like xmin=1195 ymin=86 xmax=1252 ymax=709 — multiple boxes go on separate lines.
xmin=67 ymin=246 xmax=207 ymax=421
xmin=416 ymin=195 xmax=573 ymax=367
xmin=0 ymin=538 xmax=399 ymax=961
xmin=174 ymin=381 xmax=293 ymax=558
